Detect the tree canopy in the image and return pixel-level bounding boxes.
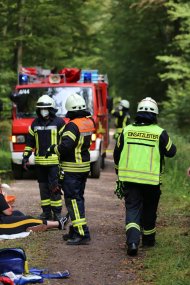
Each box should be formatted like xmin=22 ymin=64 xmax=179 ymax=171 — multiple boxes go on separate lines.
xmin=0 ymin=0 xmax=190 ymax=127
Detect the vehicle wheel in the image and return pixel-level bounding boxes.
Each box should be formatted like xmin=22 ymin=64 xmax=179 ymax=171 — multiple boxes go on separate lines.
xmin=91 ymin=155 xmax=101 ymax=178
xmin=101 ymin=153 xmax=106 ymax=169
xmin=12 ymin=163 xmax=23 ymax=179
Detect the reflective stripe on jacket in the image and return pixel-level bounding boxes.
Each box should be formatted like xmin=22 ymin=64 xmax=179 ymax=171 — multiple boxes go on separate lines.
xmin=24 ymin=116 xmax=65 ymax=165
xmin=57 ymin=116 xmax=95 ymax=173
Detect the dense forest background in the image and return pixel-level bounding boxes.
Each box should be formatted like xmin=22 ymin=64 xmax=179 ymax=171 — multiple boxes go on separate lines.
xmin=1 ymin=0 xmax=190 ymax=130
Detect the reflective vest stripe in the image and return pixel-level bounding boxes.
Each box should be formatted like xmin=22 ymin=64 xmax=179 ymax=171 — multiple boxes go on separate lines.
xmin=59 ymin=125 xmax=66 ymax=135
xmin=118 ymin=124 xmax=163 ymax=185
xmin=51 ymin=129 xmax=57 ymax=145
xmin=75 ymin=136 xmax=83 ymax=163
xmin=35 ymin=132 xmax=39 ymax=155
xmin=34 ymin=126 xmax=57 ymax=130
xmin=166 ymin=138 xmax=172 ymax=151
xmin=60 ymin=164 xmax=90 ymax=173
xmin=24 ymin=146 xmax=33 ymax=151
xmin=29 ymin=127 xmax=34 ymax=136
xmin=62 ymin=131 xmax=76 ymax=141
xmin=122 ymin=116 xmax=128 ymax=128
xmin=116 ymin=127 xmax=123 ymax=133
xmin=35 ymin=156 xmax=59 ymax=165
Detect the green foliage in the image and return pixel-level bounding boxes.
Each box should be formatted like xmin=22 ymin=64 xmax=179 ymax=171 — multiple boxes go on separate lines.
xmin=157 ymin=1 xmax=190 ymax=128
xmin=104 ymin=0 xmax=169 ymax=115
xmin=0 ymin=0 xmax=111 ymax=106
xmin=0 ymin=120 xmax=11 ymax=170
xmin=139 ymin=128 xmax=190 ymax=284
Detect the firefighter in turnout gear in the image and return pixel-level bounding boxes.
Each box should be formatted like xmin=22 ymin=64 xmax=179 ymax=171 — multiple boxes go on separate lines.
xmin=45 ymin=93 xmax=95 ymax=245
xmin=111 ymin=99 xmax=130 ymax=140
xmin=113 ymin=97 xmax=176 ymax=256
xmin=22 ymin=95 xmax=65 ymax=221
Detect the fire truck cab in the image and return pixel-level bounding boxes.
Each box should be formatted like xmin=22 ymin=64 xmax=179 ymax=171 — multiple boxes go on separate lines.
xmin=10 ymin=67 xmax=110 ymax=179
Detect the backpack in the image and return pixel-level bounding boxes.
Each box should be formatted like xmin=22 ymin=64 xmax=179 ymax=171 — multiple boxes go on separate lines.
xmin=0 ymin=248 xmax=29 ymax=275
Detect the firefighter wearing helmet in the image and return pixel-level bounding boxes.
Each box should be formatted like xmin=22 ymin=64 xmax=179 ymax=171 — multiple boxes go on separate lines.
xmin=113 ymin=97 xmax=176 ymax=256
xmin=45 ymin=93 xmax=95 ymax=245
xmin=22 ymin=95 xmax=66 ymax=221
xmin=111 ymin=99 xmax=130 ymax=140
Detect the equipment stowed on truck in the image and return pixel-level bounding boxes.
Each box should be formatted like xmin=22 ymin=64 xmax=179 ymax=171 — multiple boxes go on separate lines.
xmin=10 ymin=67 xmax=111 ymax=179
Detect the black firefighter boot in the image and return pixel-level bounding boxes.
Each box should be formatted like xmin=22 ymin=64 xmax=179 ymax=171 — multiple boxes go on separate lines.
xmin=66 ymin=232 xmax=91 ymax=245
xmin=38 ymin=206 xmax=52 ymax=220
xmin=63 ymin=225 xmax=75 ymax=241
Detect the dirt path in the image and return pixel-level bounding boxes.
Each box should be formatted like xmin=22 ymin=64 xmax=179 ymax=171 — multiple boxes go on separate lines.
xmin=8 ymin=134 xmax=146 ymax=285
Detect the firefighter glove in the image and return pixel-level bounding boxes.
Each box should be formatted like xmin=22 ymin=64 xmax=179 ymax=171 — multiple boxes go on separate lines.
xmin=45 ymin=144 xmax=56 ymax=158
xmin=114 ymin=180 xmax=125 ymax=199
xmin=22 ymin=157 xmax=29 ymax=171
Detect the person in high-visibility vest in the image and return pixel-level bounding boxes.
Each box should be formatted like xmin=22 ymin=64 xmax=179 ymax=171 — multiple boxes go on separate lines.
xmin=111 ymin=99 xmax=130 ymax=140
xmin=22 ymin=95 xmax=65 ymax=221
xmin=45 ymin=93 xmax=95 ymax=245
xmin=113 ymin=97 xmax=176 ymax=256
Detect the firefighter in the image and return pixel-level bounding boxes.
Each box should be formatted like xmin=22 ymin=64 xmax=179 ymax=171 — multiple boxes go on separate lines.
xmin=113 ymin=97 xmax=176 ymax=256
xmin=22 ymin=95 xmax=65 ymax=221
xmin=45 ymin=93 xmax=95 ymax=245
xmin=111 ymin=99 xmax=130 ymax=140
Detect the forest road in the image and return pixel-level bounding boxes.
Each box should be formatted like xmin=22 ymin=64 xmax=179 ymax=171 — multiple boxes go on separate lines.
xmin=9 ymin=133 xmax=146 ymax=285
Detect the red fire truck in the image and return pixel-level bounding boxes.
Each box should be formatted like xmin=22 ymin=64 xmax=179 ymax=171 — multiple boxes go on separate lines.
xmin=10 ymin=67 xmax=111 ymax=179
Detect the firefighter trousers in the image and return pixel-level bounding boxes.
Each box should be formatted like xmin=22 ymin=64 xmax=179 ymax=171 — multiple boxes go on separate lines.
xmin=123 ymin=182 xmax=161 ymax=245
xmin=62 ymin=172 xmax=90 ymax=238
xmin=0 ymin=210 xmax=46 ymax=235
xmin=36 ymin=165 xmax=62 ymax=217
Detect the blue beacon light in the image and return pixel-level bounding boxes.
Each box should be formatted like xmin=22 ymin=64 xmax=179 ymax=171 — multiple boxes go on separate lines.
xmin=19 ymin=74 xmax=28 ymax=85
xmin=83 ymin=72 xmax=92 ymax=83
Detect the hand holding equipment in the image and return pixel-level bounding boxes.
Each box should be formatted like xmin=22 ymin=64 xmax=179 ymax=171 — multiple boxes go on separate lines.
xmin=114 ymin=180 xmax=125 ymax=199
xmin=45 ymin=144 xmax=56 ymax=158
xmin=22 ymin=157 xmax=30 ymax=171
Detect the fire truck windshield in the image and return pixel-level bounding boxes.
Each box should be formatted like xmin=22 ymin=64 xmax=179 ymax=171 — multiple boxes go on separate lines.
xmin=12 ymin=86 xmax=93 ymax=118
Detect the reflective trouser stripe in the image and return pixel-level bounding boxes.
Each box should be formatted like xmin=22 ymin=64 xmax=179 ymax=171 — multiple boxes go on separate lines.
xmin=41 ymin=199 xmax=51 ymax=206
xmin=71 ymin=199 xmax=85 ymax=236
xmin=143 ymin=228 xmax=156 ymax=235
xmin=50 ymin=200 xmax=62 ymax=207
xmin=72 ymin=218 xmax=87 ymax=227
xmin=126 ymin=222 xmax=141 ymax=232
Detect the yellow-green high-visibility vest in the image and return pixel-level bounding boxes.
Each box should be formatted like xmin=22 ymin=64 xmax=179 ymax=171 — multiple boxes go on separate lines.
xmin=118 ymin=124 xmax=164 ymax=185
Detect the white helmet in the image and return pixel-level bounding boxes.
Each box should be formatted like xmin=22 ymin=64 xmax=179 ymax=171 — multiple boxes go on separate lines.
xmin=65 ymin=94 xmax=86 ymax=111
xmin=120 ymin=99 xmax=130 ymax=109
xmin=36 ymin=95 xmax=56 ymax=109
xmin=137 ymin=97 xmax=158 ymax=114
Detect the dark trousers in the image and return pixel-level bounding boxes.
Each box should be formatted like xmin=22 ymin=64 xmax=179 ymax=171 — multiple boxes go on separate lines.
xmin=123 ymin=182 xmax=161 ymax=245
xmin=0 ymin=210 xmax=45 ymax=235
xmin=62 ymin=172 xmax=90 ymax=238
xmin=36 ymin=165 xmax=62 ymax=214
